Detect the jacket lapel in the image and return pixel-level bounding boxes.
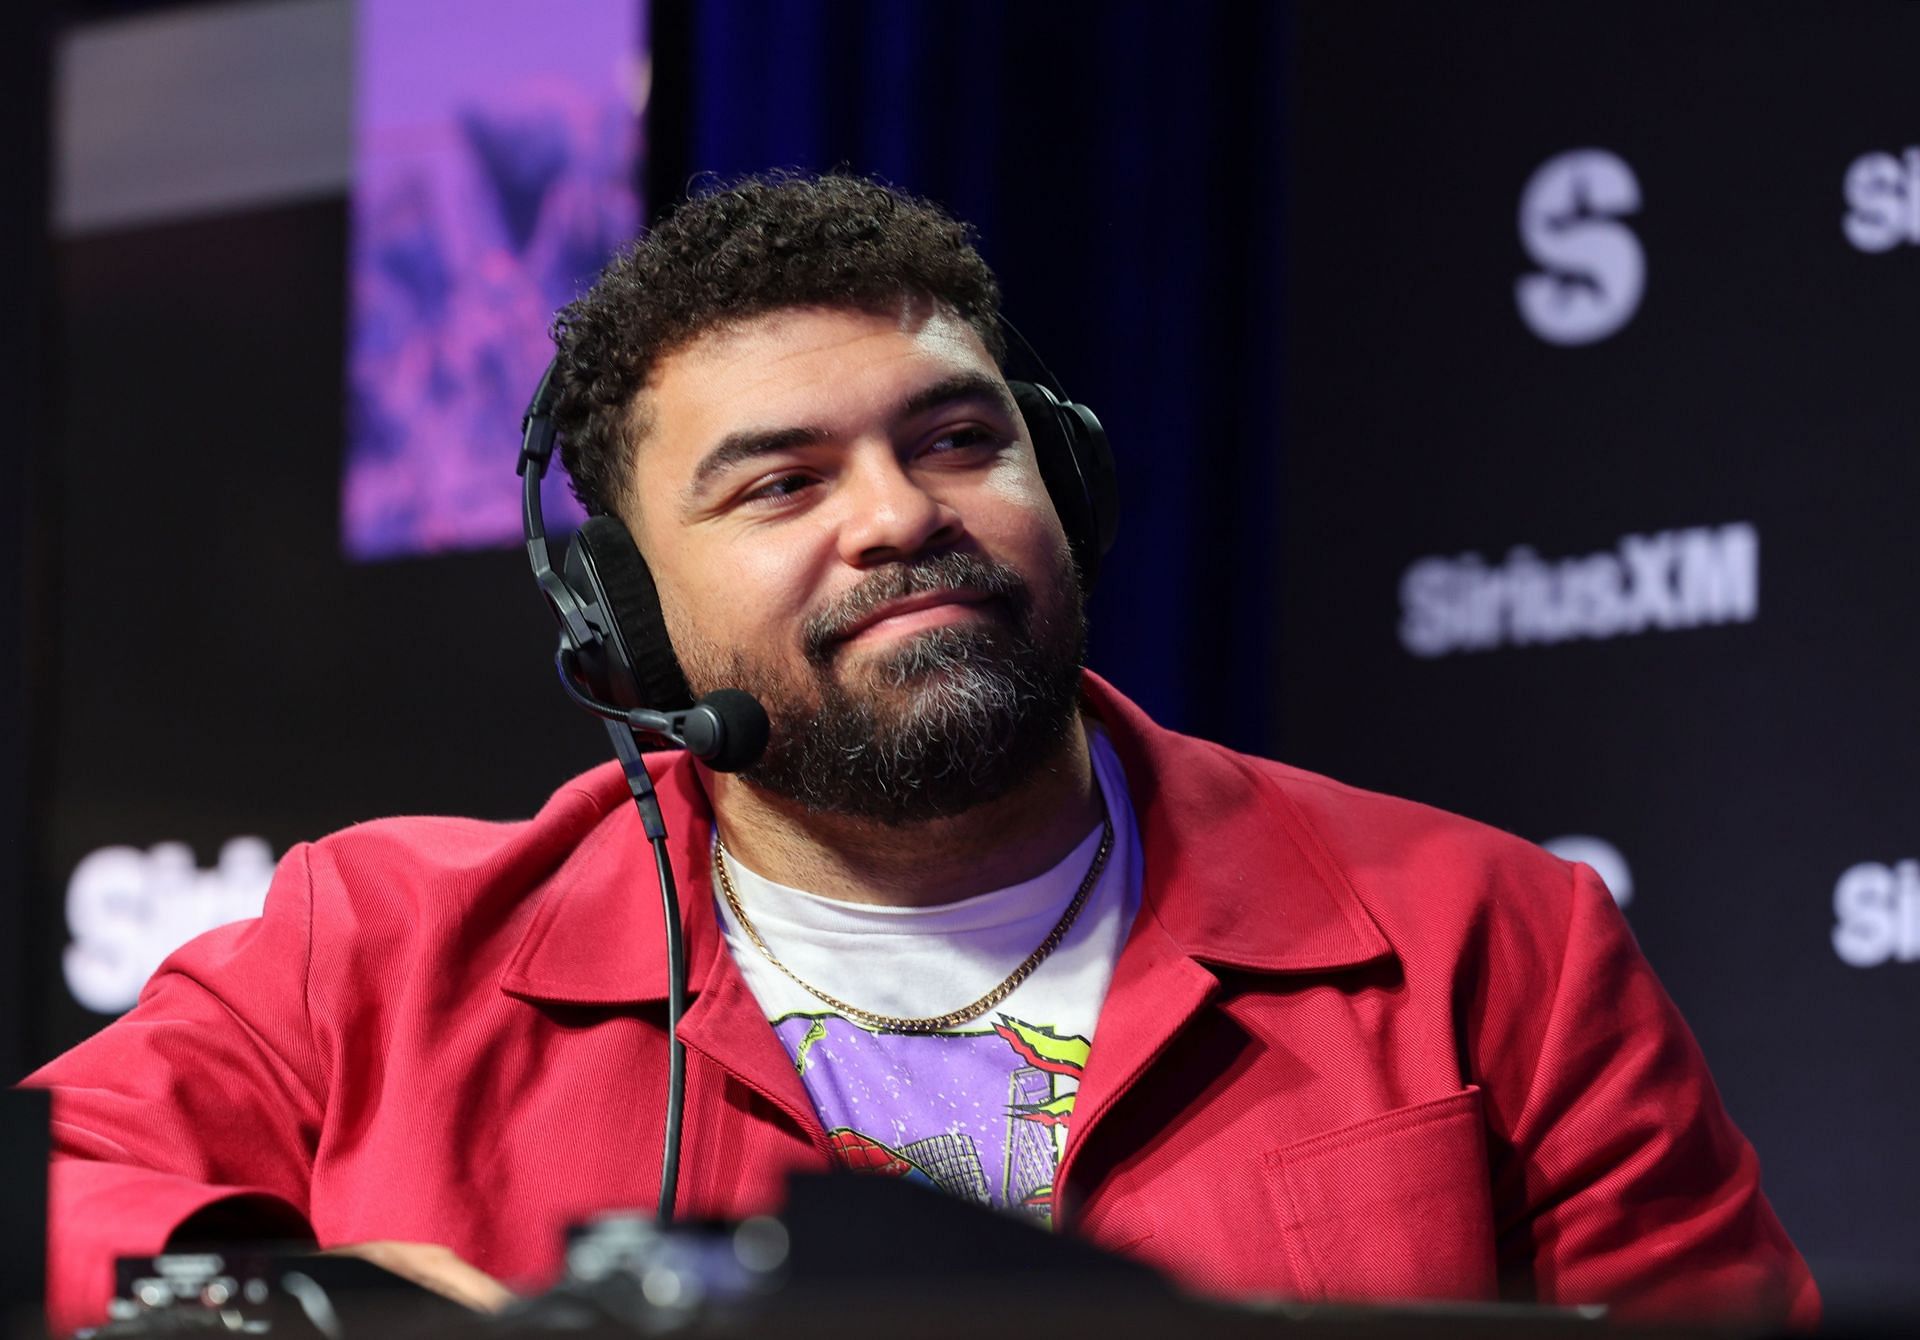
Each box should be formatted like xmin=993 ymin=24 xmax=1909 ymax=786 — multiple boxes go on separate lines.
xmin=1059 ymin=677 xmax=1395 ymax=1209
xmin=1056 ymin=898 xmax=1219 ymax=1210
xmin=499 ymin=754 xmax=823 ymax=1144
xmin=677 ymin=933 xmax=832 ymax=1148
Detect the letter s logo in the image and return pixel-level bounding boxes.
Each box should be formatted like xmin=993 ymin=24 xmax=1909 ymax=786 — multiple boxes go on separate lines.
xmin=1515 ymin=149 xmax=1645 ymax=346
xmin=1833 ymin=862 xmax=1898 ymax=967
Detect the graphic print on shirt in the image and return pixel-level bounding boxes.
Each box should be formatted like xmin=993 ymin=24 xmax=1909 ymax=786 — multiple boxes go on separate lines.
xmin=770 ymin=1011 xmax=1089 ymax=1224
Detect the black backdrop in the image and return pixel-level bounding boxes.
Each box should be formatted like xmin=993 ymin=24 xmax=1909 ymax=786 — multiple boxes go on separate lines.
xmin=669 ymin=0 xmax=1291 ymax=749
xmin=1283 ymin=3 xmax=1920 ymax=1301
xmin=14 ymin=0 xmax=1920 ymax=1317
xmin=3 ymin=3 xmax=54 ymax=1103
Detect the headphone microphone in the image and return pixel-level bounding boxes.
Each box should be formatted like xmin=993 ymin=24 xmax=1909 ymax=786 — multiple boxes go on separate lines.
xmin=552 ymin=662 xmax=770 ymax=774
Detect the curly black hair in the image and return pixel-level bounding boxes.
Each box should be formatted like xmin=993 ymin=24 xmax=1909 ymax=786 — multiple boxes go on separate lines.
xmin=550 ymin=171 xmax=1007 ymax=520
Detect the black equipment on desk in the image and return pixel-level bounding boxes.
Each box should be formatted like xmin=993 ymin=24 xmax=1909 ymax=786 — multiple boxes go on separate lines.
xmin=94 ymin=1248 xmax=470 ymax=1339
xmin=93 ymin=1173 xmax=1635 ymax=1340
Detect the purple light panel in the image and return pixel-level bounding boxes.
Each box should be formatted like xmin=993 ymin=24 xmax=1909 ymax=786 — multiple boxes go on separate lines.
xmin=344 ymin=0 xmax=645 ymax=559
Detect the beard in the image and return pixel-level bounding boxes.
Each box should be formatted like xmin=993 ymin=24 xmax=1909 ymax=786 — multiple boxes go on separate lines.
xmin=676 ymin=549 xmax=1087 ymax=826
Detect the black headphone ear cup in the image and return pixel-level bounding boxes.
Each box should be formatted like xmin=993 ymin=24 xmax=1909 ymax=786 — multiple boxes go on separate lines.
xmin=1065 ymin=400 xmax=1119 ymax=559
xmin=563 ymin=515 xmax=695 ymax=711
xmin=1011 ymin=381 xmax=1120 ymax=592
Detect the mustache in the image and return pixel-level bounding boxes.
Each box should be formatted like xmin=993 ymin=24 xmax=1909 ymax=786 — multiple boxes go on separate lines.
xmin=802 ymin=553 xmax=1030 ymax=663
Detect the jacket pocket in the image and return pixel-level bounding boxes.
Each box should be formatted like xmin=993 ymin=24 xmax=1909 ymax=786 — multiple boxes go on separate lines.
xmin=1262 ymin=1086 xmax=1496 ymax=1304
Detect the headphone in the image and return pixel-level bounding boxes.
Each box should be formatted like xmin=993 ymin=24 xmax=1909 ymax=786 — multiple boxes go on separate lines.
xmin=518 ymin=333 xmax=1119 ymax=721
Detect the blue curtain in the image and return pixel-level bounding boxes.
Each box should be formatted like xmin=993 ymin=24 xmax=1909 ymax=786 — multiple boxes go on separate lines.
xmin=677 ymin=0 xmax=1290 ymax=751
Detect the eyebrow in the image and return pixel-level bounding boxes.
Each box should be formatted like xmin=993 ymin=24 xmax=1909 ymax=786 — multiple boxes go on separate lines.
xmin=897 ymin=371 xmax=1017 ymax=424
xmin=681 ymin=371 xmax=1018 ymax=506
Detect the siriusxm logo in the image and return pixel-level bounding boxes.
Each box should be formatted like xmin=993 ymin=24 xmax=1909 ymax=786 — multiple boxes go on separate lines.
xmin=1400 ymin=522 xmax=1758 ymax=658
xmin=1843 ymin=148 xmax=1920 ymax=252
xmin=1516 ymin=148 xmax=1645 ymax=345
xmin=64 ymin=837 xmax=276 ymax=1014
xmin=1832 ymin=860 xmax=1920 ymax=967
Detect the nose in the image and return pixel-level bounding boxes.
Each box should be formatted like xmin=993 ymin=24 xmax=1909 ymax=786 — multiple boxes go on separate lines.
xmin=835 ymin=449 xmax=964 ymax=567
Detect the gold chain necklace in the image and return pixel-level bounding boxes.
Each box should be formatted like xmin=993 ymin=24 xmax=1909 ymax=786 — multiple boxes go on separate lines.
xmin=713 ymin=816 xmax=1115 ymax=1035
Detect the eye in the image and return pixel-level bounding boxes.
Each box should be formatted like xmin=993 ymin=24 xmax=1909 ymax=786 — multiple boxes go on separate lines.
xmin=739 ymin=471 xmax=819 ymax=507
xmin=921 ymin=426 xmax=1003 ymax=458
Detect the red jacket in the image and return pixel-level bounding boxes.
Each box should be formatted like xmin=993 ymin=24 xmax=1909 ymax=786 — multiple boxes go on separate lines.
xmin=26 ymin=675 xmax=1817 ymax=1333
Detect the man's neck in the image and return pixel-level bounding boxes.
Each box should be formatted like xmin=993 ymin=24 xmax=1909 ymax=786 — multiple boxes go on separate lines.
xmin=700 ymin=720 xmax=1100 ymax=908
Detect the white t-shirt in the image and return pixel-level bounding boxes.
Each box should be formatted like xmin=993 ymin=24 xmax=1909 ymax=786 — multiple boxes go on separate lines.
xmin=714 ymin=729 xmax=1142 ymax=1226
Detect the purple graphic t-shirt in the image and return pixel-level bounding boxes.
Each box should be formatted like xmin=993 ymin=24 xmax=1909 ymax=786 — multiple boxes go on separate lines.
xmin=715 ymin=731 xmax=1142 ymax=1224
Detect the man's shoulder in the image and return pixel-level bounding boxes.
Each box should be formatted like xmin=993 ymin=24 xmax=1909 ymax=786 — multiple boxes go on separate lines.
xmin=1138 ymin=723 xmax=1596 ymax=990
xmin=292 ymin=759 xmax=643 ymax=925
xmin=1102 ymin=693 xmax=1582 ymax=943
xmin=1256 ymin=751 xmax=1564 ymax=887
xmin=1097 ymin=683 xmax=1568 ymax=890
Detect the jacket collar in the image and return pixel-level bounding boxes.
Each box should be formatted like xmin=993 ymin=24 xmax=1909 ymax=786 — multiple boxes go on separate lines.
xmin=499 ymin=748 xmax=719 ymax=1006
xmin=1077 ymin=672 xmax=1390 ymax=975
xmin=500 ymin=672 xmax=1390 ymax=1006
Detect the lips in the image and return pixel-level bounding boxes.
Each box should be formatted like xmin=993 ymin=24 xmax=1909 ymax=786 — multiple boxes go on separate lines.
xmin=801 ymin=554 xmax=1031 ymax=664
xmin=829 ymin=588 xmax=993 ymax=645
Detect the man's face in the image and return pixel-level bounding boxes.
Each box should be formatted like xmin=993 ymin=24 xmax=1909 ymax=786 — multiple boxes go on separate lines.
xmin=627 ymin=301 xmax=1086 ymax=824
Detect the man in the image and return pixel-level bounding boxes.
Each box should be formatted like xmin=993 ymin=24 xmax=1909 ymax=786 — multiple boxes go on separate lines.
xmin=27 ymin=173 xmax=1818 ymax=1333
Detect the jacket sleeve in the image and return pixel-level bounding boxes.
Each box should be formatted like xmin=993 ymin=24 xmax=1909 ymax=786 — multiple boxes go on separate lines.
xmin=1487 ymin=860 xmax=1819 ymax=1327
xmin=21 ymin=844 xmax=326 ymax=1337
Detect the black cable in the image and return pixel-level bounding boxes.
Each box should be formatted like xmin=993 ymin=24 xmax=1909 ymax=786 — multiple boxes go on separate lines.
xmin=602 ymin=721 xmax=686 ymax=1225
xmin=651 ymin=832 xmax=686 ymax=1223
xmin=998 ymin=314 xmax=1068 ymax=397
